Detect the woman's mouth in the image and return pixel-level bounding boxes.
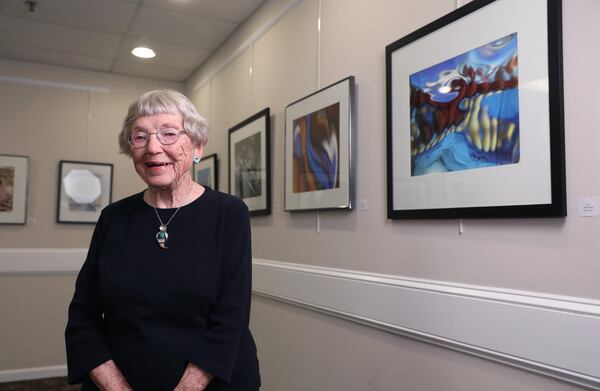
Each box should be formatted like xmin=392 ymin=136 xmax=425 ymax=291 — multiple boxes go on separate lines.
xmin=146 ymin=162 xmax=172 ymax=167
xmin=145 ymin=162 xmax=173 ymax=174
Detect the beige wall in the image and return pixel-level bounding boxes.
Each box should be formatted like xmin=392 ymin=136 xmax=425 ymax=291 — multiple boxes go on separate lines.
xmin=0 ymin=59 xmax=181 ymax=370
xmin=186 ymin=0 xmax=599 ymax=390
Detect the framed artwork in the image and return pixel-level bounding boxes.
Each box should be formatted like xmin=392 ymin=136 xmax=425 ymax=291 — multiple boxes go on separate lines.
xmin=386 ymin=0 xmax=565 ymax=219
xmin=285 ymin=76 xmax=356 ymax=211
xmin=194 ymin=153 xmax=218 ymax=190
xmin=0 ymin=154 xmax=29 ymax=224
xmin=228 ymin=108 xmax=271 ymax=216
xmin=57 ymin=160 xmax=113 ymax=224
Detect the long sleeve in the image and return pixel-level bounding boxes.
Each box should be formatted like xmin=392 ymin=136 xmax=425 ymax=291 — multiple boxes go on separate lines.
xmin=186 ymin=198 xmax=253 ymax=383
xmin=65 ymin=213 xmax=113 ymax=384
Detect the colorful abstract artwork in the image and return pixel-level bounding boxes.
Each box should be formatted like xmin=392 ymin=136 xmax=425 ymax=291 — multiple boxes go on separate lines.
xmin=234 ymin=132 xmax=262 ymax=198
xmin=292 ymin=102 xmax=340 ymax=193
xmin=409 ymin=32 xmax=520 ymax=176
xmin=285 ymin=77 xmax=354 ymax=211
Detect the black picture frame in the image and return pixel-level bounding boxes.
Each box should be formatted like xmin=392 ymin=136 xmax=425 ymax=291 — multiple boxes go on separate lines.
xmin=284 ymin=76 xmax=356 ymax=211
xmin=57 ymin=160 xmax=113 ymax=224
xmin=385 ymin=0 xmax=565 ymax=219
xmin=228 ymin=108 xmax=271 ymax=216
xmin=193 ymin=153 xmax=219 ymax=190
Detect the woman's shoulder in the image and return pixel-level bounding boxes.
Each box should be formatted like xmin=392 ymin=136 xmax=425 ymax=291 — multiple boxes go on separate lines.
xmin=204 ymin=187 xmax=248 ymax=212
xmin=100 ymin=191 xmax=145 ymax=217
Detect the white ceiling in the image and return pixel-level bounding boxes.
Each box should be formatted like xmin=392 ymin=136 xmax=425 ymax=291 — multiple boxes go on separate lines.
xmin=0 ymin=0 xmax=265 ymax=81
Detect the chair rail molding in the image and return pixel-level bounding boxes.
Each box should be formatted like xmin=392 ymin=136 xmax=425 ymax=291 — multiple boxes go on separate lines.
xmin=252 ymin=258 xmax=600 ymax=390
xmin=0 ymin=248 xmax=87 ymax=275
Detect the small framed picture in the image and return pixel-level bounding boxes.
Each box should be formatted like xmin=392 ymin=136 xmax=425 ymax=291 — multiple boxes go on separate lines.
xmin=228 ymin=108 xmax=271 ymax=216
xmin=386 ymin=0 xmax=565 ymax=218
xmin=0 ymin=154 xmax=29 ymax=225
xmin=193 ymin=153 xmax=219 ymax=190
xmin=57 ymin=160 xmax=113 ymax=224
xmin=285 ymin=76 xmax=356 ymax=211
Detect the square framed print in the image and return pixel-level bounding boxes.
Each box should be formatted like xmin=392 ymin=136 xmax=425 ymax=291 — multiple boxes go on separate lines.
xmin=386 ymin=0 xmax=565 ymax=219
xmin=284 ymin=76 xmax=356 ymax=211
xmin=194 ymin=153 xmax=218 ymax=190
xmin=0 ymin=154 xmax=29 ymax=224
xmin=228 ymin=108 xmax=271 ymax=216
xmin=57 ymin=160 xmax=113 ymax=224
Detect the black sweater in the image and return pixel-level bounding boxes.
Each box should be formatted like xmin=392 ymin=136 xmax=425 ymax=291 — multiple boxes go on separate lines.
xmin=65 ymin=187 xmax=260 ymax=390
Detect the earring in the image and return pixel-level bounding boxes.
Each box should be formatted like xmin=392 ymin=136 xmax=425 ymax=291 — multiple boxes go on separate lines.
xmin=193 ymin=156 xmax=201 ymax=163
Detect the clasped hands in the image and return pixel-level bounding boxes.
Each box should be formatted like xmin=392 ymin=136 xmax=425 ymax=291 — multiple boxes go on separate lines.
xmin=91 ymin=360 xmax=213 ymax=391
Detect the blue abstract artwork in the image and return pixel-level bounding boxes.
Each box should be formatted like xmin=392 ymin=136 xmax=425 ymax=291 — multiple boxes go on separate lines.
xmin=292 ymin=102 xmax=340 ymax=193
xmin=409 ymin=32 xmax=520 ymax=176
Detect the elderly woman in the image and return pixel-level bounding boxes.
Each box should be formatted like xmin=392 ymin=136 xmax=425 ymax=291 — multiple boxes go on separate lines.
xmin=65 ymin=90 xmax=260 ymax=391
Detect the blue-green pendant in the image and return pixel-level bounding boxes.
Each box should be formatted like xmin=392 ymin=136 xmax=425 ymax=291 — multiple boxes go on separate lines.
xmin=156 ymin=225 xmax=169 ymax=249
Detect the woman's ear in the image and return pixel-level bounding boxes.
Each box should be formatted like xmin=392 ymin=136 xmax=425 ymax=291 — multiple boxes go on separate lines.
xmin=195 ymin=144 xmax=204 ymax=161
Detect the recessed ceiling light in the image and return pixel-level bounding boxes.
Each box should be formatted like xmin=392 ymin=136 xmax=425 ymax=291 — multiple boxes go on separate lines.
xmin=131 ymin=47 xmax=156 ymax=59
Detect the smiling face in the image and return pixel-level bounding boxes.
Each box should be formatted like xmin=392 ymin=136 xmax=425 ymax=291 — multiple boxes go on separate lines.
xmin=130 ymin=112 xmax=202 ymax=191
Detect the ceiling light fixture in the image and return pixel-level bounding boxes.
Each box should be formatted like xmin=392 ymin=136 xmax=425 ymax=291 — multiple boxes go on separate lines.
xmin=131 ymin=47 xmax=156 ymax=59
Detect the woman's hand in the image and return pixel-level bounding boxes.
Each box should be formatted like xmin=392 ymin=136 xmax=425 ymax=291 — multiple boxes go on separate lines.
xmin=89 ymin=360 xmax=132 ymax=391
xmin=173 ymin=363 xmax=214 ymax=391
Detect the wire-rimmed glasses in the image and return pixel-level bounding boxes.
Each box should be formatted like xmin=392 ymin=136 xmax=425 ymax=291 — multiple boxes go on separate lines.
xmin=128 ymin=128 xmax=187 ymax=149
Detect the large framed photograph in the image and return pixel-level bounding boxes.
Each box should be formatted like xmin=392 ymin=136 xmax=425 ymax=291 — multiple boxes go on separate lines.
xmin=228 ymin=108 xmax=271 ymax=216
xmin=0 ymin=154 xmax=29 ymax=224
xmin=285 ymin=76 xmax=356 ymax=211
xmin=194 ymin=153 xmax=218 ymax=190
xmin=57 ymin=160 xmax=113 ymax=224
xmin=386 ymin=0 xmax=565 ymax=219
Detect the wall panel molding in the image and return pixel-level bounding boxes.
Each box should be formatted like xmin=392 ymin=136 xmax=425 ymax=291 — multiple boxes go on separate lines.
xmin=253 ymin=259 xmax=600 ymax=390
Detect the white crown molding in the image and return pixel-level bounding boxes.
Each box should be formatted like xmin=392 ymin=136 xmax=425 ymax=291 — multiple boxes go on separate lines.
xmin=0 ymin=75 xmax=110 ymax=93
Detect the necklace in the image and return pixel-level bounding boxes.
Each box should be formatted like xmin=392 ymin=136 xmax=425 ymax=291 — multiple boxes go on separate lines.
xmin=153 ymin=206 xmax=181 ymax=249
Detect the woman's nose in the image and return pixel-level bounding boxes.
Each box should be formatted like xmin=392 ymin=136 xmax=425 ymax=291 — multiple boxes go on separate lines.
xmin=146 ymin=133 xmax=162 ymax=151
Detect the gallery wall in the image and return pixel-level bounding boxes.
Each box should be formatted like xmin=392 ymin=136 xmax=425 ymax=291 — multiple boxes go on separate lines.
xmin=185 ymin=0 xmax=600 ymax=390
xmin=0 ymin=0 xmax=598 ymax=389
xmin=0 ymin=58 xmax=181 ymax=372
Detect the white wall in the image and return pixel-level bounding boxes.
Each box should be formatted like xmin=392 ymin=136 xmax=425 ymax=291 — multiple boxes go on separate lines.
xmin=185 ymin=0 xmax=600 ymax=390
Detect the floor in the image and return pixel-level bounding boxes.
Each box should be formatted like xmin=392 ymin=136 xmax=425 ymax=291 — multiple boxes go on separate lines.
xmin=0 ymin=377 xmax=79 ymax=391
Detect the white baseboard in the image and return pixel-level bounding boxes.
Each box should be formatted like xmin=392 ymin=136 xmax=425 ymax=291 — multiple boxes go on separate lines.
xmin=252 ymin=259 xmax=600 ymax=390
xmin=0 ymin=365 xmax=67 ymax=383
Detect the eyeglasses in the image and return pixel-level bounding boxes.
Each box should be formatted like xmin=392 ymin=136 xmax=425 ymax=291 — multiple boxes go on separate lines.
xmin=128 ymin=128 xmax=187 ymax=149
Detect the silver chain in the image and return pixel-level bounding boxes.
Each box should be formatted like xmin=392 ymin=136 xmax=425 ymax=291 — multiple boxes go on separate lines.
xmin=153 ymin=206 xmax=181 ymax=227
